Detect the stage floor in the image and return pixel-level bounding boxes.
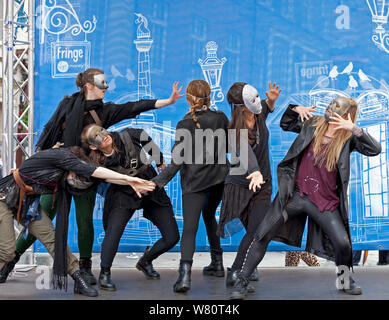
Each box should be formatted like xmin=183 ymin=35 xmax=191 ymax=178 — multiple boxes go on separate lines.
xmin=1 ymin=266 xmax=389 ymax=300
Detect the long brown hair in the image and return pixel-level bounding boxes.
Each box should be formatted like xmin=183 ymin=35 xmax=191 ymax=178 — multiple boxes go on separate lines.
xmin=227 ymin=82 xmax=257 ymax=146
xmin=312 ymin=97 xmax=358 ymax=171
xmin=80 ymin=124 xmax=119 ymax=166
xmin=186 ymin=80 xmax=211 ymax=129
xmin=75 ymin=68 xmax=104 ymax=97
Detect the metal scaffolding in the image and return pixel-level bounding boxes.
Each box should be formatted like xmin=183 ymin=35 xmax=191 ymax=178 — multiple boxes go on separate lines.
xmin=2 ymin=0 xmax=35 ymax=176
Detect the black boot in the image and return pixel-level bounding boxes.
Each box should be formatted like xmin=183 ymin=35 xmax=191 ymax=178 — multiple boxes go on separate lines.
xmin=98 ymin=267 xmax=116 ymax=291
xmin=136 ymin=255 xmax=160 ymax=279
xmin=72 ymin=270 xmax=98 ymax=297
xmin=226 ymin=267 xmax=255 ymax=293
xmin=249 ymin=268 xmax=259 ymax=281
xmin=173 ymin=260 xmax=192 ymax=293
xmin=0 ymin=252 xmax=21 ymax=283
xmin=337 ymin=274 xmax=362 ymax=295
xmin=203 ymin=249 xmax=225 ymax=277
xmin=228 ymin=275 xmax=249 ymax=300
xmin=79 ymin=258 xmax=97 ymax=285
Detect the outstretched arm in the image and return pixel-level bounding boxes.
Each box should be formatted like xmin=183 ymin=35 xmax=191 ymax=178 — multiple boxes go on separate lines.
xmin=91 ymin=167 xmax=155 ymax=197
xmin=155 ymin=81 xmax=185 ymax=108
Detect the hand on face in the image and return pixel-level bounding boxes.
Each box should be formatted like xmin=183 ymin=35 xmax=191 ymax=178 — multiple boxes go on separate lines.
xmin=293 ymin=105 xmax=316 ymax=122
xmin=265 ymin=82 xmax=282 ymax=103
xmin=169 ymin=81 xmax=185 ymax=104
xmin=328 ymin=112 xmax=355 ymax=132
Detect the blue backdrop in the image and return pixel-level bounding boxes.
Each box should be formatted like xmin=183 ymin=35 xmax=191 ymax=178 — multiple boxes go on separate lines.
xmin=33 ymin=0 xmax=389 ymax=253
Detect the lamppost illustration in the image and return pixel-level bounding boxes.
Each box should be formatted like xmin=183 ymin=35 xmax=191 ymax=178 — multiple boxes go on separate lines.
xmin=366 ymin=0 xmax=389 ymax=54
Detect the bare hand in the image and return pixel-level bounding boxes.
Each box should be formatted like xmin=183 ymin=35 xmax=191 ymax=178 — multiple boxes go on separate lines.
xmin=169 ymin=81 xmax=185 ymax=104
xmin=328 ymin=113 xmax=354 ymax=132
xmin=265 ymin=82 xmax=282 ymax=103
xmin=246 ymin=171 xmax=265 ymax=192
xmin=52 ymin=142 xmax=64 ymax=149
xmin=127 ymin=177 xmax=156 ymax=198
xmin=293 ymin=105 xmax=316 ymax=122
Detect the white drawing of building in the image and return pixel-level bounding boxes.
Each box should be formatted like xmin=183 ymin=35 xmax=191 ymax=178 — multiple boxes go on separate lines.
xmin=198 ymin=41 xmax=227 ymax=109
xmin=366 ymin=0 xmax=389 ymax=54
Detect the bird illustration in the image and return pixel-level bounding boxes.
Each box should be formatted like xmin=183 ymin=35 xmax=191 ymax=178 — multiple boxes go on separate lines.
xmin=108 ymin=78 xmax=116 ymax=91
xmin=329 ymin=66 xmax=339 ymax=79
xmin=348 ymin=75 xmax=358 ymax=89
xmin=341 ymin=62 xmax=353 ymax=75
xmin=111 ymin=65 xmax=124 ymax=78
xmin=358 ymin=69 xmax=370 ymax=82
xmin=126 ymin=68 xmax=135 ymax=81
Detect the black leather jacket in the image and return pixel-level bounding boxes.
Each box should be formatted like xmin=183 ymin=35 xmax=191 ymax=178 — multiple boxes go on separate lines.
xmin=254 ymin=104 xmax=382 ymax=267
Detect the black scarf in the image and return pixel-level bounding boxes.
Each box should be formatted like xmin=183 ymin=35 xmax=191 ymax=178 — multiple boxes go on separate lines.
xmin=63 ymin=95 xmax=103 ymax=147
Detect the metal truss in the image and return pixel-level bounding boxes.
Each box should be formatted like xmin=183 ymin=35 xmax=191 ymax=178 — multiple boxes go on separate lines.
xmin=2 ymin=0 xmax=35 ymax=176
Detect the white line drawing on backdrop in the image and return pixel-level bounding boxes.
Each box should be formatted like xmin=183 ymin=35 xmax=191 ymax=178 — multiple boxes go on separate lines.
xmin=198 ymin=41 xmax=227 ymax=110
xmin=37 ymin=0 xmax=97 ymax=78
xmin=366 ymin=0 xmax=389 ymax=53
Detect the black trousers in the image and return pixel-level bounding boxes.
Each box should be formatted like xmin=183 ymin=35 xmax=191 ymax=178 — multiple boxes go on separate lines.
xmin=180 ymin=183 xmax=224 ymax=262
xmin=100 ymin=201 xmax=179 ymax=269
xmin=239 ymin=190 xmax=352 ymax=280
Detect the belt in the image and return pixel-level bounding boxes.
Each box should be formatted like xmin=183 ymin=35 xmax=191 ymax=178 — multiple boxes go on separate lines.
xmin=12 ymin=169 xmax=35 ymax=224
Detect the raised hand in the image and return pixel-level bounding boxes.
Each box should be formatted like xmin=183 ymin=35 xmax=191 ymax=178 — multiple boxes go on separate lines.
xmin=169 ymin=81 xmax=185 ymax=104
xmin=246 ymin=170 xmax=265 ymax=192
xmin=328 ymin=113 xmax=355 ymax=132
xmin=265 ymin=82 xmax=282 ymax=103
xmin=293 ymin=105 xmax=316 ymax=122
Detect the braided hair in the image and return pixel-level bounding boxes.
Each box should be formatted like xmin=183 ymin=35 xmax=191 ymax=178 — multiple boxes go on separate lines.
xmin=186 ymin=80 xmax=211 ymax=129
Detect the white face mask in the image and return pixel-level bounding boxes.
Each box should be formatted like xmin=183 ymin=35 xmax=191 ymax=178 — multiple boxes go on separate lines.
xmin=93 ymin=74 xmax=109 ymax=90
xmin=242 ymin=84 xmax=262 ymax=114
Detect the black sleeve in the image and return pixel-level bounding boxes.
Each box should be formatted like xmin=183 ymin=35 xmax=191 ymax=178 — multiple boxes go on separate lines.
xmin=104 ymin=99 xmax=157 ymax=127
xmin=129 ymin=128 xmax=164 ymax=166
xmin=151 ymin=120 xmax=187 ymax=188
xmin=350 ymin=129 xmax=382 ymax=156
xmin=55 ymin=150 xmax=97 ymax=178
xmin=280 ymin=104 xmax=304 ymax=133
xmin=261 ymin=99 xmax=272 ymax=120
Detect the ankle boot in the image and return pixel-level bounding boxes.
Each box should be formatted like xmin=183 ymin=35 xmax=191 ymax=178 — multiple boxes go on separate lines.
xmin=249 ymin=268 xmax=259 ymax=281
xmin=203 ymin=249 xmax=225 ymax=277
xmin=98 ymin=267 xmax=116 ymax=291
xmin=79 ymin=258 xmax=97 ymax=285
xmin=337 ymin=274 xmax=362 ymax=295
xmin=173 ymin=260 xmax=192 ymax=293
xmin=136 ymin=255 xmax=160 ymax=279
xmin=0 ymin=252 xmax=21 ymax=283
xmin=226 ymin=267 xmax=255 ymax=293
xmin=228 ymin=275 xmax=249 ymax=300
xmin=72 ymin=270 xmax=98 ymax=297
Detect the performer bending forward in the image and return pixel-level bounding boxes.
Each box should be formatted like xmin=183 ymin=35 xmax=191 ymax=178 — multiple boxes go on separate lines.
xmin=82 ymin=124 xmax=179 ymax=291
xmin=0 ymin=147 xmax=154 ymax=297
xmin=228 ymin=97 xmax=381 ymax=299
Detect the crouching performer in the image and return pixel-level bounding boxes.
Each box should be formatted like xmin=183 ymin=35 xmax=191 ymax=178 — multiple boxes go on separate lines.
xmin=0 ymin=147 xmax=154 ymax=297
xmin=228 ymin=97 xmax=381 ymax=299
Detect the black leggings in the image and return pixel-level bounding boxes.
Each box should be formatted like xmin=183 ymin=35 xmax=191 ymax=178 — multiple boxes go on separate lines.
xmin=230 ymin=202 xmax=269 ymax=271
xmin=239 ymin=190 xmax=352 ymax=280
xmin=180 ymin=183 xmax=224 ymax=262
xmin=100 ymin=202 xmax=179 ymax=269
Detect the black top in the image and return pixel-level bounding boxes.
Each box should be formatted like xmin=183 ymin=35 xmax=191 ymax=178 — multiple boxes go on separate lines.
xmin=152 ymin=109 xmax=230 ymax=194
xmin=18 ymin=148 xmax=97 ymax=194
xmin=103 ymin=128 xmax=171 ymax=211
xmin=225 ymin=100 xmax=273 ymax=187
xmin=36 ymin=92 xmax=157 ymax=150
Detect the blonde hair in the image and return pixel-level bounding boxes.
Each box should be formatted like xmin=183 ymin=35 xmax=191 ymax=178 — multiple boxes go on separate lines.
xmin=186 ymin=80 xmax=211 ymax=129
xmin=312 ymin=97 xmax=358 ymax=171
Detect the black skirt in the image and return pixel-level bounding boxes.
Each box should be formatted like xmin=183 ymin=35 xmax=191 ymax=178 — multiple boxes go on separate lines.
xmin=217 ymin=181 xmax=272 ymax=238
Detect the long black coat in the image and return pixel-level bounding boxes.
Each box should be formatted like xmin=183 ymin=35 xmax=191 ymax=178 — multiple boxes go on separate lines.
xmin=255 ymin=105 xmax=382 ymax=267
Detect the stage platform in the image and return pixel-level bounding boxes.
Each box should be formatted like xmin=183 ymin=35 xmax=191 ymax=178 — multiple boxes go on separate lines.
xmin=1 ymin=252 xmax=389 ymax=300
